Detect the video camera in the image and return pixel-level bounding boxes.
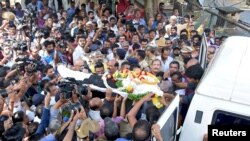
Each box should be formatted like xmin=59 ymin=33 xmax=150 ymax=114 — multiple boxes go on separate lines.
xmin=13 ymin=42 xmax=28 ymax=52
xmin=15 ymin=57 xmax=45 ymax=75
xmin=58 ymin=78 xmax=88 ymax=99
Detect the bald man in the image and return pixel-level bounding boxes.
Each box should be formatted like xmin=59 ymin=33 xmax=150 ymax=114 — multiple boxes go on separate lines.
xmin=186 ymin=58 xmax=199 ymax=69
xmin=72 ymin=58 xmax=90 ymax=73
xmin=88 ymin=97 xmax=103 ymax=122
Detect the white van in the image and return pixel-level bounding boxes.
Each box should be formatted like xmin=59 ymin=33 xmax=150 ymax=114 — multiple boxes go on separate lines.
xmin=157 ymin=36 xmax=250 ymax=141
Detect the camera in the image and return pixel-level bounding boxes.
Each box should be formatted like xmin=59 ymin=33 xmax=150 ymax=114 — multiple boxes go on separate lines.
xmin=69 ymin=102 xmax=82 ymax=112
xmin=58 ymin=40 xmax=67 ymax=48
xmin=61 ymin=102 xmax=82 ymax=118
xmin=15 ymin=57 xmax=45 ymax=74
xmin=13 ymin=42 xmax=28 ymax=52
xmin=58 ymin=78 xmax=88 ymax=99
xmin=58 ymin=82 xmax=75 ymax=99
xmin=0 ymin=89 xmax=8 ymax=98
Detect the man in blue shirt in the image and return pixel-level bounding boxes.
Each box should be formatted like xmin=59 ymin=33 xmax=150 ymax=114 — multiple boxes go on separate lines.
xmin=42 ymin=40 xmax=66 ymax=66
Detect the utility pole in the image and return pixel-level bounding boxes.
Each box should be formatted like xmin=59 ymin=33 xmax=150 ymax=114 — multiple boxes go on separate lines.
xmin=144 ymin=0 xmax=159 ymax=21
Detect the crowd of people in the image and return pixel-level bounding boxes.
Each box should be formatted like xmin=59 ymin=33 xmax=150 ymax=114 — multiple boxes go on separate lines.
xmin=0 ymin=0 xmax=227 ymax=141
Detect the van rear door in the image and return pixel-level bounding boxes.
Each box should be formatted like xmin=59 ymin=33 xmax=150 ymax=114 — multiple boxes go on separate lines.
xmin=155 ymin=95 xmax=180 ymax=141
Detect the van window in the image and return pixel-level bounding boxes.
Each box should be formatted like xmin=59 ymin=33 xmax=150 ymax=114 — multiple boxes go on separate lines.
xmin=212 ymin=110 xmax=250 ymax=125
xmin=160 ymin=108 xmax=178 ymax=141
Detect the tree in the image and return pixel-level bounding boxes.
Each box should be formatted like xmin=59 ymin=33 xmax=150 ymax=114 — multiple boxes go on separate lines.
xmin=145 ymin=0 xmax=159 ymax=21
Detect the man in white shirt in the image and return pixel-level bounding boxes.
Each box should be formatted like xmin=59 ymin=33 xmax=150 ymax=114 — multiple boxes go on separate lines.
xmin=73 ymin=35 xmax=87 ymax=65
xmin=157 ymin=47 xmax=173 ymax=72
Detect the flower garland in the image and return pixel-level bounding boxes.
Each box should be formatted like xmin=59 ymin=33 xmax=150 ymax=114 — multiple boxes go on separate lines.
xmin=102 ymin=69 xmax=164 ymax=101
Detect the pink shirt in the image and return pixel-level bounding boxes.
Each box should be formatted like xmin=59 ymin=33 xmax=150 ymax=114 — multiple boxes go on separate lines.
xmin=96 ymin=116 xmax=124 ymax=137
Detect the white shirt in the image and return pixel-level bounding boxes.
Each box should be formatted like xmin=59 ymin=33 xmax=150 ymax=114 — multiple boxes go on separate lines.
xmin=73 ymin=45 xmax=86 ymax=65
xmin=156 ymin=56 xmax=173 ymax=72
xmin=111 ymin=25 xmax=118 ymax=36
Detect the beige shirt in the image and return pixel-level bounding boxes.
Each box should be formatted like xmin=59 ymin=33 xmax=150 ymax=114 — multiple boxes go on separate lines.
xmin=139 ymin=60 xmax=150 ymax=71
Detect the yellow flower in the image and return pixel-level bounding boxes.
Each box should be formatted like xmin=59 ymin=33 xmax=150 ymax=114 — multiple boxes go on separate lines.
xmin=152 ymin=95 xmax=163 ymax=109
xmin=126 ymin=85 xmax=133 ymax=93
xmin=121 ymin=73 xmax=128 ymax=78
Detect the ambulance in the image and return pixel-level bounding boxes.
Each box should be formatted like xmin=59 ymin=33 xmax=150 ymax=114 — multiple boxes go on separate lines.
xmin=157 ymin=36 xmax=250 ymax=141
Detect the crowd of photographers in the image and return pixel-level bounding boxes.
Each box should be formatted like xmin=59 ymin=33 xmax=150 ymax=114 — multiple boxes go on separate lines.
xmin=0 ymin=0 xmax=224 ymax=141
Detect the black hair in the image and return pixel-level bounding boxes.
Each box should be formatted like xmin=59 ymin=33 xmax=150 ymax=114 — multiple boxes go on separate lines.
xmin=103 ymin=7 xmax=112 ymax=15
xmin=145 ymin=106 xmax=160 ymax=125
xmin=114 ymin=61 xmax=119 ymax=67
xmin=191 ymin=30 xmax=198 ymax=34
xmin=183 ymin=57 xmax=191 ymax=65
xmin=171 ymin=26 xmax=177 ymax=31
xmin=109 ymin=16 xmax=116 ymax=21
xmin=180 ymin=29 xmax=188 ymax=35
xmin=141 ymin=39 xmax=148 ymax=43
xmin=100 ymin=104 xmax=113 ymax=119
xmin=132 ymin=120 xmax=151 ymax=141
xmin=28 ymin=122 xmax=39 ymax=135
xmin=45 ymin=82 xmax=55 ymax=93
xmin=170 ymin=71 xmax=183 ymax=81
xmin=39 ymin=79 xmax=50 ymax=90
xmin=185 ymin=64 xmax=204 ymax=80
xmin=2 ymin=123 xmax=25 ymax=141
xmin=170 ymin=61 xmax=180 ymax=69
xmin=108 ymin=33 xmax=116 ymax=39
xmin=129 ymin=27 xmax=137 ymax=33
xmin=121 ymin=61 xmax=130 ymax=68
xmin=13 ymin=111 xmax=25 ymax=123
xmin=77 ymin=34 xmax=86 ymax=40
xmin=9 ymin=24 xmax=16 ymax=29
xmin=0 ymin=122 xmax=3 ymax=136
xmin=132 ymin=43 xmax=141 ymax=51
xmin=138 ymin=25 xmax=145 ymax=30
xmin=111 ymin=43 xmax=119 ymax=50
xmin=156 ymin=71 xmax=164 ymax=78
xmin=220 ymin=35 xmax=228 ymax=41
xmin=149 ymin=29 xmax=156 ymax=34
xmin=162 ymin=47 xmax=170 ymax=53
xmin=204 ymin=28 xmax=211 ymax=35
xmin=43 ymin=40 xmax=55 ymax=48
xmin=159 ymin=2 xmax=164 ymax=6
xmin=43 ymin=64 xmax=53 ymax=74
xmin=215 ymin=37 xmax=220 ymax=41
xmin=94 ymin=61 xmax=104 ymax=69
xmin=130 ymin=63 xmax=140 ymax=71
xmin=184 ymin=14 xmax=190 ymax=19
xmin=29 ymin=134 xmax=44 ymax=141
xmin=87 ymin=10 xmax=94 ymax=15
xmin=192 ymin=34 xmax=202 ymax=42
xmin=136 ymin=50 xmax=146 ymax=60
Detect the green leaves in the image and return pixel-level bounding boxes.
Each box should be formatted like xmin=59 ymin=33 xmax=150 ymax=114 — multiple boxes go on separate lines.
xmin=115 ymin=80 xmax=123 ymax=88
xmin=127 ymin=92 xmax=151 ymax=101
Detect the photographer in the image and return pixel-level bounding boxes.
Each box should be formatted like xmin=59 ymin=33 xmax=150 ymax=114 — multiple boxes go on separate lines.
xmin=41 ymin=39 xmax=67 ymax=66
